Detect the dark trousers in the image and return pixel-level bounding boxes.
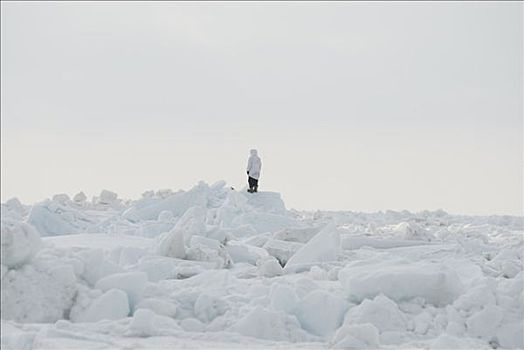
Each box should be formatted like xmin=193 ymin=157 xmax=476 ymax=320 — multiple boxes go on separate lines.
xmin=248 ymin=176 xmax=258 ymax=192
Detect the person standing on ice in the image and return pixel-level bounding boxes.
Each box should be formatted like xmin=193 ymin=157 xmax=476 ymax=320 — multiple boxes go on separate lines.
xmin=246 ymin=149 xmax=262 ymax=193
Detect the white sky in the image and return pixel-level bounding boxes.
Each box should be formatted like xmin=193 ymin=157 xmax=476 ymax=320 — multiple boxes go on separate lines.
xmin=1 ymin=1 xmax=523 ymax=215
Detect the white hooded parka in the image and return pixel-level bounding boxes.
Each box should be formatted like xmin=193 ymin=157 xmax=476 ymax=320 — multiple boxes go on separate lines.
xmin=246 ymin=149 xmax=262 ymax=180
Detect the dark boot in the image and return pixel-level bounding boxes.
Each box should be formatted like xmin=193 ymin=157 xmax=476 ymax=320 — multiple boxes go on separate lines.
xmin=253 ymin=186 xmax=258 ymax=193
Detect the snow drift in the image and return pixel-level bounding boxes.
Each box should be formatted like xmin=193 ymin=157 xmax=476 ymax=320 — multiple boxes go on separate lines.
xmin=1 ymin=180 xmax=523 ymax=349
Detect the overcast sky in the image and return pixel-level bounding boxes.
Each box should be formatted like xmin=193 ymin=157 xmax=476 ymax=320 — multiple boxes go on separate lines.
xmin=1 ymin=1 xmax=522 ymax=215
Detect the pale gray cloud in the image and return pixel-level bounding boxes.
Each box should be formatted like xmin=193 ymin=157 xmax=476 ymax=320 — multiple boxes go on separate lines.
xmin=1 ymin=1 xmax=522 ymax=215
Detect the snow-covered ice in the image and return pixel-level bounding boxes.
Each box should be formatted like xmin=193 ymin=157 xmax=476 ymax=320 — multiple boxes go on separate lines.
xmin=1 ymin=220 xmax=41 ymax=268
xmin=338 ymin=260 xmax=465 ymax=306
xmin=1 ymin=181 xmax=523 ymax=349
